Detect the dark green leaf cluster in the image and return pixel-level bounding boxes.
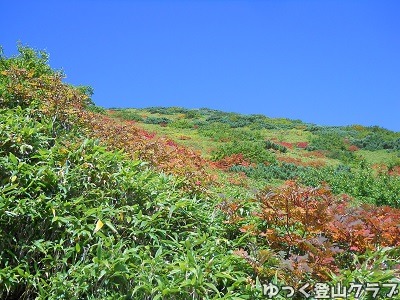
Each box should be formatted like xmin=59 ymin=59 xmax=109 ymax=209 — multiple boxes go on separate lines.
xmin=145 ymin=106 xmax=189 ymax=115
xmin=144 ymin=116 xmax=172 ymax=125
xmin=307 ymin=132 xmax=348 ymax=151
xmin=137 ymin=106 xmax=307 ymax=130
xmin=109 ymin=109 xmax=143 ymax=121
xmin=306 ymin=125 xmax=400 ymax=151
xmin=352 ymin=133 xmax=400 ymax=151
xmin=265 ymin=140 xmax=287 ymax=153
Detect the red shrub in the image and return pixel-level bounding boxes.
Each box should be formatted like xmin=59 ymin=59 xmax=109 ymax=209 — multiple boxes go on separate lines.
xmin=277 ymin=141 xmax=294 ymax=149
xmin=348 ymin=145 xmax=359 ymax=152
xmin=223 ymin=181 xmax=400 ymax=285
xmin=302 ymin=150 xmax=326 ymax=159
xmin=213 ymin=153 xmax=252 ymax=170
xmin=296 ymin=142 xmax=309 ymax=149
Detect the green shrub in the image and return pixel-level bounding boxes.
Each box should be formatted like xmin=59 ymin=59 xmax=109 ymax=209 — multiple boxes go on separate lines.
xmin=0 ymin=133 xmax=254 ymax=299
xmin=111 ymin=109 xmax=143 ymax=121
xmin=184 ymin=110 xmax=201 ymax=119
xmin=170 ymin=119 xmax=193 ymax=129
xmin=352 ymin=134 xmax=400 ymax=151
xmin=265 ymin=140 xmax=287 ymax=153
xmin=144 ymin=116 xmax=171 ymax=125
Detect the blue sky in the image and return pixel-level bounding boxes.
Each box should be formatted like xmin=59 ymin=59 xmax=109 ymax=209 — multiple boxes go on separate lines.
xmin=1 ymin=1 xmax=399 ymax=131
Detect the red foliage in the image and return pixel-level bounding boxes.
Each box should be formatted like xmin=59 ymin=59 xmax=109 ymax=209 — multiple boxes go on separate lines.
xmin=389 ymin=165 xmax=400 ymax=176
xmin=278 ymin=141 xmax=294 ymax=149
xmin=277 ymin=156 xmax=326 ymax=168
xmin=141 ymin=131 xmax=156 ymax=140
xmin=348 ymin=145 xmax=359 ymax=152
xmin=212 ymin=153 xmax=252 ymax=170
xmin=328 ymin=204 xmax=400 ymax=252
xmin=227 ymin=172 xmax=248 ymax=187
xmin=270 ymin=139 xmax=294 ymax=149
xmin=372 ymin=164 xmax=400 ymax=176
xmin=296 ymin=142 xmax=309 ymax=149
xmin=222 ymin=181 xmax=400 ymax=285
xmin=302 ymin=150 xmax=326 ymax=159
xmin=1 ymin=66 xmax=212 ymax=193
xmin=166 ymin=139 xmax=178 ymax=147
xmin=80 ymin=111 xmax=212 ymax=192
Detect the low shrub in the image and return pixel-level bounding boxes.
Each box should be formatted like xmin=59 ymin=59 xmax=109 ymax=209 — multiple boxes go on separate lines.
xmin=265 ymin=140 xmax=287 ymax=153
xmin=222 ymin=181 xmax=400 ymax=287
xmin=144 ymin=116 xmax=171 ymax=125
xmin=212 ymin=141 xmax=276 ymax=165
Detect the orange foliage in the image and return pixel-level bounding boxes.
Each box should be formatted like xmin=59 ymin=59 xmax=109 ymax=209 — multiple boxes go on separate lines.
xmin=348 ymin=144 xmax=359 ymax=152
xmin=2 ymin=66 xmax=211 ymax=193
xmin=389 ymin=166 xmax=400 ymax=176
xmin=328 ymin=204 xmax=400 ymax=252
xmin=277 ymin=155 xmax=326 ymax=168
xmin=222 ymin=181 xmax=400 ymax=284
xmin=227 ymin=172 xmax=249 ymax=187
xmin=80 ymin=111 xmax=212 ymax=192
xmin=302 ymin=150 xmax=327 ymax=159
xmin=296 ymin=142 xmax=309 ymax=149
xmin=372 ymin=164 xmax=400 ymax=176
xmin=212 ymin=154 xmax=252 ymax=170
xmin=277 ymin=141 xmax=294 ymax=149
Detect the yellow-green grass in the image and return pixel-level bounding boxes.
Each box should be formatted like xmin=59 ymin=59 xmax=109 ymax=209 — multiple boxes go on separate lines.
xmin=357 ymin=149 xmax=399 ymax=166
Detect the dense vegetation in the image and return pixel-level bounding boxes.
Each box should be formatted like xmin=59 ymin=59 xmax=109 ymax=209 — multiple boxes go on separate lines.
xmin=1 ymin=46 xmax=399 ymax=299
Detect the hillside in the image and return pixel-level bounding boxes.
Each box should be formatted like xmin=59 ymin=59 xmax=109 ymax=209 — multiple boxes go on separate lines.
xmin=1 ymin=46 xmax=400 ymax=299
xmin=110 ymin=107 xmax=400 ymax=207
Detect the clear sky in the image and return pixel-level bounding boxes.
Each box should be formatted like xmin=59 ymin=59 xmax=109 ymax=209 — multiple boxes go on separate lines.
xmin=1 ymin=1 xmax=399 ymax=131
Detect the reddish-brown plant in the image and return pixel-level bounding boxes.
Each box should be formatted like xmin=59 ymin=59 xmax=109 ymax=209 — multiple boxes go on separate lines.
xmin=212 ymin=153 xmax=252 ymax=170
xmin=223 ymin=181 xmax=400 ymax=285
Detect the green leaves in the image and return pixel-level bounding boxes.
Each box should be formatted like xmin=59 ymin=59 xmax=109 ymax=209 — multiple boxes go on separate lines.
xmin=212 ymin=141 xmax=276 ymax=165
xmin=4 ymin=44 xmax=399 ymax=300
xmin=0 ymin=103 xmax=252 ymax=299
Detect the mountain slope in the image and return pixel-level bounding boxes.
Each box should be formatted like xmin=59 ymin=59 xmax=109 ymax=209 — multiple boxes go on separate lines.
xmin=110 ymin=107 xmax=400 ymax=207
xmin=1 ymin=46 xmax=399 ymax=299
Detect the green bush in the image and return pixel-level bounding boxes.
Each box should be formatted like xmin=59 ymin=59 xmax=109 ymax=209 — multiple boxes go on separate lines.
xmin=352 ymin=133 xmax=400 ymax=151
xmin=0 ymin=122 xmax=254 ymax=299
xmin=265 ymin=140 xmax=287 ymax=153
xmin=144 ymin=116 xmax=171 ymax=125
xmin=307 ymin=132 xmax=347 ymax=151
xmin=170 ymin=119 xmax=193 ymax=129
xmin=110 ymin=109 xmax=143 ymax=121
xmin=198 ymin=123 xmax=263 ymax=142
xmin=184 ymin=110 xmax=201 ymax=119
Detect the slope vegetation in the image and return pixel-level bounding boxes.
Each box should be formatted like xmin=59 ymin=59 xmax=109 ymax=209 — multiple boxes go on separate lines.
xmin=1 ymin=46 xmax=399 ymax=299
